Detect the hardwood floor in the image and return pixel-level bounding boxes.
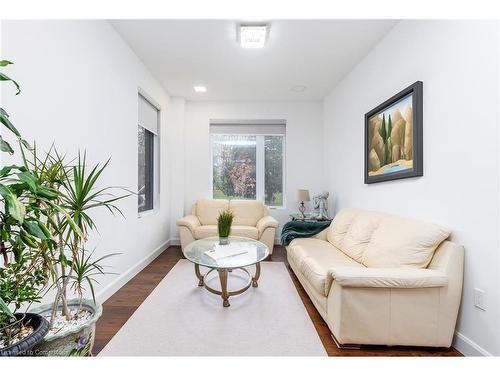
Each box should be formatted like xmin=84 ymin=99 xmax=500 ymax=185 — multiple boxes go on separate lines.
xmin=93 ymin=245 xmax=461 ymax=356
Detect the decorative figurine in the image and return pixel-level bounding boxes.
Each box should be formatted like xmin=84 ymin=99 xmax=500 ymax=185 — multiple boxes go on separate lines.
xmin=312 ymin=191 xmax=330 ymax=220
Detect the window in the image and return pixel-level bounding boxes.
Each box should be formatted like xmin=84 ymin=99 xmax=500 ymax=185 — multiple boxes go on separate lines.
xmin=138 ymin=93 xmax=159 ymax=213
xmin=210 ymin=121 xmax=285 ymax=207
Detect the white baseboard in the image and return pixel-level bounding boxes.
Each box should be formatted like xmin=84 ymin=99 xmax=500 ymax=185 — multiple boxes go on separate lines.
xmin=453 ymin=331 xmax=493 ymax=356
xmin=170 ymin=237 xmax=180 ymax=246
xmin=96 ymin=239 xmax=170 ymax=303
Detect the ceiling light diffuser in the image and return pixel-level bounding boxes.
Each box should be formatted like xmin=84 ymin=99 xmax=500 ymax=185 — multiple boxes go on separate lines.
xmin=239 ymin=25 xmax=268 ymax=48
xmin=194 ymin=86 xmax=207 ymax=93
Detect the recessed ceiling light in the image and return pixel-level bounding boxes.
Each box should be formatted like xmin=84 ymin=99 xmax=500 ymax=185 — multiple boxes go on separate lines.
xmin=239 ymin=24 xmax=268 ymax=49
xmin=194 ymin=86 xmax=207 ymax=93
xmin=291 ymin=85 xmax=307 ymax=92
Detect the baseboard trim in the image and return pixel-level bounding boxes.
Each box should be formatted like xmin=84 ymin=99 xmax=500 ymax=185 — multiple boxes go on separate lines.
xmin=453 ymin=331 xmax=493 ymax=356
xmin=170 ymin=237 xmax=180 ymax=246
xmin=96 ymin=239 xmax=170 ymax=303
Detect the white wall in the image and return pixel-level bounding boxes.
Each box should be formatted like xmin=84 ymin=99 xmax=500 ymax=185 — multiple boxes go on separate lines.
xmin=177 ymin=101 xmax=325 ymax=239
xmin=322 ymin=20 xmax=499 ymax=356
xmin=1 ymin=20 xmax=177 ymax=302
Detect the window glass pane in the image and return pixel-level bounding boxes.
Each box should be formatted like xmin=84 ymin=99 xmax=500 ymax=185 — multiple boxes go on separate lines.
xmin=265 ymin=136 xmax=284 ymax=206
xmin=212 ymin=135 xmax=256 ymax=200
xmin=138 ymin=125 xmax=154 ymax=212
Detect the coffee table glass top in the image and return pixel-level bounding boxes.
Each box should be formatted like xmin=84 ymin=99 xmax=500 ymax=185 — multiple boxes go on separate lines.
xmin=183 ymin=236 xmax=269 ymax=269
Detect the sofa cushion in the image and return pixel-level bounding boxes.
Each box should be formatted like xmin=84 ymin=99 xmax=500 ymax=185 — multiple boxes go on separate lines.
xmin=362 ymin=215 xmax=451 ymax=268
xmin=288 ymin=238 xmax=363 ymax=296
xmin=195 ymin=199 xmax=229 ymax=225
xmin=341 ymin=210 xmax=383 ymax=262
xmin=229 ymin=199 xmax=264 ymax=226
xmin=194 ymin=225 xmax=259 ymax=240
xmin=327 ymin=208 xmax=362 ymax=249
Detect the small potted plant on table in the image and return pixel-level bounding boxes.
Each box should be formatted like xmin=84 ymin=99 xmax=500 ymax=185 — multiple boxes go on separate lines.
xmin=217 ymin=210 xmax=234 ymax=245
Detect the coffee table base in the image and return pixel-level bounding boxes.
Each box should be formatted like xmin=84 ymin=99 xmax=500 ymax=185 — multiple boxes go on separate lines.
xmin=194 ymin=263 xmax=261 ymax=307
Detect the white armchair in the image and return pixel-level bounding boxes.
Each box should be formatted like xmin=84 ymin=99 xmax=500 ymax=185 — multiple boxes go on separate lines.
xmin=177 ymin=199 xmax=279 ymax=254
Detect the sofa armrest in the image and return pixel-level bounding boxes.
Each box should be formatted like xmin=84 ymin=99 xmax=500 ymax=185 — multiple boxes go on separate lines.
xmin=256 ymin=215 xmax=279 ymax=237
xmin=176 ymin=215 xmax=201 ymax=233
xmin=329 ymin=267 xmax=448 ymax=288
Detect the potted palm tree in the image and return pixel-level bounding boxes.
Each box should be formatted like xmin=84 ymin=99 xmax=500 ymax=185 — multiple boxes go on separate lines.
xmin=26 ymin=148 xmax=128 ymax=356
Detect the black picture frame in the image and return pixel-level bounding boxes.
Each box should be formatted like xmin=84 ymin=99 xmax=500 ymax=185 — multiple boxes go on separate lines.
xmin=364 ymin=81 xmax=423 ymax=184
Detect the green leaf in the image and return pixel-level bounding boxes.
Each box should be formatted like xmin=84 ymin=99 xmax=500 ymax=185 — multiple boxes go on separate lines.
xmin=17 ymin=171 xmax=38 ymax=193
xmin=0 ymin=60 xmax=13 ymax=67
xmin=0 ymin=183 xmax=25 ymax=223
xmin=0 ymin=135 xmax=14 ymax=154
xmin=0 ymin=72 xmax=21 ymax=95
xmin=23 ymin=220 xmax=47 ymax=240
xmin=0 ymin=296 xmax=14 ymax=318
xmin=21 ymin=139 xmax=33 ymax=150
xmin=0 ymin=107 xmax=21 ymax=137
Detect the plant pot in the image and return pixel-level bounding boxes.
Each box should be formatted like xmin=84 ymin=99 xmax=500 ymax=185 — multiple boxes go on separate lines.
xmin=29 ymin=298 xmax=102 ymax=356
xmin=219 ymin=236 xmax=229 ymax=245
xmin=0 ymin=313 xmax=49 ymax=357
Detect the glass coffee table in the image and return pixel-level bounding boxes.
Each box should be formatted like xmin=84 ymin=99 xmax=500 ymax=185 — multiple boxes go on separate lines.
xmin=183 ymin=236 xmax=269 ymax=307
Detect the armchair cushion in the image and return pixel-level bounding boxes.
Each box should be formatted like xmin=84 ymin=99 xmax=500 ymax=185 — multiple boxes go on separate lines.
xmin=196 ymin=199 xmax=229 ymax=225
xmin=329 ymin=267 xmax=448 ymax=288
xmin=176 ymin=215 xmax=201 ymax=232
xmin=256 ymin=215 xmax=279 ymax=237
xmin=229 ymin=200 xmax=265 ymax=226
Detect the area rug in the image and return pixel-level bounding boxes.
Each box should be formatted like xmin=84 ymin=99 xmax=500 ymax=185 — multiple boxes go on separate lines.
xmin=99 ymin=259 xmax=326 ymax=356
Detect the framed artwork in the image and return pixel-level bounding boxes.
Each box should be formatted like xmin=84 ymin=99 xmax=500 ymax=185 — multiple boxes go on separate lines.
xmin=364 ymin=81 xmax=423 ymax=184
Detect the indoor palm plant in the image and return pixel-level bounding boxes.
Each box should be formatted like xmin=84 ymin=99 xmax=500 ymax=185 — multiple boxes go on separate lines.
xmin=27 ymin=149 xmax=128 ymax=356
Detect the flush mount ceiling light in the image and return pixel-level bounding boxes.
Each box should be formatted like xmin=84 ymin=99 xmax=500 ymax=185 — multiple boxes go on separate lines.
xmin=194 ymin=86 xmax=207 ymax=93
xmin=291 ymin=85 xmax=307 ymax=92
xmin=238 ymin=24 xmax=268 ymax=48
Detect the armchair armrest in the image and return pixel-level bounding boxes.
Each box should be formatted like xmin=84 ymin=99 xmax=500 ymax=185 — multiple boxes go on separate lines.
xmin=256 ymin=215 xmax=279 ymax=237
xmin=329 ymin=267 xmax=448 ymax=288
xmin=176 ymin=215 xmax=201 ymax=233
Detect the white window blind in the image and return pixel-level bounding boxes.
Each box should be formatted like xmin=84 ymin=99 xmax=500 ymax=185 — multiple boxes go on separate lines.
xmin=210 ymin=119 xmax=286 ymax=135
xmin=138 ymin=94 xmax=159 ymax=135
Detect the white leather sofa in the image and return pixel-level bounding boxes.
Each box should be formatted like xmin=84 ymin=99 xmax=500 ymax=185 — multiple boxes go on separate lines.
xmin=176 ymin=199 xmax=279 ymax=254
xmin=286 ymin=208 xmax=464 ymax=348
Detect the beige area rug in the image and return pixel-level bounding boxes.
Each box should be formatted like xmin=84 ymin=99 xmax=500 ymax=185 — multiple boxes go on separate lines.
xmin=99 ymin=259 xmax=326 ymax=356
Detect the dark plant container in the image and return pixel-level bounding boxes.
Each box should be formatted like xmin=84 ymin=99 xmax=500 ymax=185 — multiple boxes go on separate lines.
xmin=0 ymin=313 xmax=49 ymax=357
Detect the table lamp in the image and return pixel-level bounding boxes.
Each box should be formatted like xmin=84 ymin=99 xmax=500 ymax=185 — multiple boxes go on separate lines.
xmin=296 ymin=189 xmax=310 ymax=218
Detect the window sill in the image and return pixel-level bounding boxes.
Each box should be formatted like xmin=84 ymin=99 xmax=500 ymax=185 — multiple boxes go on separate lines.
xmin=268 ymin=206 xmax=287 ymax=210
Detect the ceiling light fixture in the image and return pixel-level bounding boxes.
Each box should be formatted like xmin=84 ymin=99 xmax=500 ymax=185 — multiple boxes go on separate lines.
xmin=194 ymin=86 xmax=207 ymax=93
xmin=238 ymin=24 xmax=268 ymax=48
xmin=291 ymin=85 xmax=307 ymax=92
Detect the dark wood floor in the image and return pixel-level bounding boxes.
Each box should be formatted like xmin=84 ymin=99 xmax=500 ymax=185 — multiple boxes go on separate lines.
xmin=94 ymin=245 xmax=462 ymax=356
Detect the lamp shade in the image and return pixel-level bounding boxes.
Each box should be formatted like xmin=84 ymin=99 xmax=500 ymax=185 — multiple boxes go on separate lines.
xmin=296 ymin=189 xmax=310 ymax=202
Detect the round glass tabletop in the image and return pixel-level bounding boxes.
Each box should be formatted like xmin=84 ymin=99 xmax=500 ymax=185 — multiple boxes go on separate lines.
xmin=183 ymin=236 xmax=269 ymax=269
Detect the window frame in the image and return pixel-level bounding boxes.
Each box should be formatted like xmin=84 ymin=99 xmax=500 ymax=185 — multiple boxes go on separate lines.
xmin=138 ymin=126 xmax=155 ymax=213
xmin=137 ymin=90 xmax=161 ymax=217
xmin=210 ymin=132 xmax=286 ymax=209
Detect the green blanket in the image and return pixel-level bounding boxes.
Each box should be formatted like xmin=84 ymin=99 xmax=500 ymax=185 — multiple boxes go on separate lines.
xmin=280 ymin=220 xmax=331 ymax=246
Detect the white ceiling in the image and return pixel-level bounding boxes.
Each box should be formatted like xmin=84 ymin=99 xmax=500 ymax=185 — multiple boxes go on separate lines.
xmin=110 ymin=20 xmax=397 ymax=101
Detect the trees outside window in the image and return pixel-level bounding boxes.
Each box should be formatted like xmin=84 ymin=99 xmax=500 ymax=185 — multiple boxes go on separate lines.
xmin=212 ymin=134 xmax=285 ymax=207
